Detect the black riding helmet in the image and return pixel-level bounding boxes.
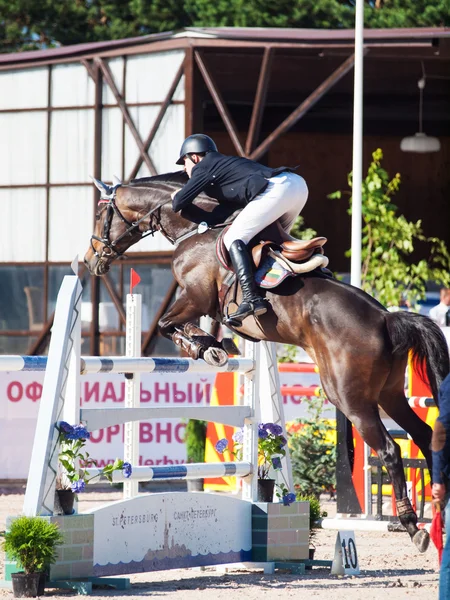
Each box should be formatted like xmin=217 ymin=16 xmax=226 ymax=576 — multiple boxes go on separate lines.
xmin=176 ymin=134 xmax=218 ymax=165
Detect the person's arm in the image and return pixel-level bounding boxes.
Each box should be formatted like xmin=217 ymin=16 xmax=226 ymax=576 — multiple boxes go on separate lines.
xmin=432 ymin=375 xmax=450 ymax=486
xmin=172 ymin=167 xmax=211 ymax=212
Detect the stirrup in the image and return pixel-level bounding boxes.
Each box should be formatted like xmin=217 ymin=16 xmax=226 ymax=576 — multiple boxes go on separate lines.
xmin=225 ymin=299 xmax=268 ymax=327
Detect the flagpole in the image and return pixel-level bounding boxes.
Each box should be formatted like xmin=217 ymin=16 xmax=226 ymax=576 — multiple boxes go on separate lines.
xmin=350 ymin=0 xmax=364 ymax=290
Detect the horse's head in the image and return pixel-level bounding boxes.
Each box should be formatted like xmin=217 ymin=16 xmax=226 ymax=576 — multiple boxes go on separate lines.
xmin=84 ymin=178 xmax=157 ymax=276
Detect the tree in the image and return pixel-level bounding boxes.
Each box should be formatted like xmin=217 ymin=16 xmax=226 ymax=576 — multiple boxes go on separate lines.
xmin=1 ymin=0 xmax=448 ymax=54
xmin=289 ymin=394 xmax=336 ymax=498
xmin=0 ymin=0 xmax=189 ymax=53
xmin=365 ymin=0 xmax=450 ymax=28
xmin=329 ymin=148 xmax=450 ymax=308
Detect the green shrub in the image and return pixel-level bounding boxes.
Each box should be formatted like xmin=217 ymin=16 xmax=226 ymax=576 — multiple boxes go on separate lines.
xmin=1 ymin=516 xmax=64 ymax=574
xmin=185 ymin=419 xmax=207 ymax=463
xmin=289 ymin=393 xmax=336 ymax=498
xmin=296 ymin=493 xmax=328 ymax=546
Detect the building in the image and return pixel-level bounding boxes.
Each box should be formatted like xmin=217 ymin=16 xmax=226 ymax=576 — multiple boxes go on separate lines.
xmin=0 ymin=27 xmax=449 ymax=355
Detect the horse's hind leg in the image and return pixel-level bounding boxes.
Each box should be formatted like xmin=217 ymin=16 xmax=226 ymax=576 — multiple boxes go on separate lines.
xmin=352 ymin=405 xmax=429 ymax=553
xmin=378 ymin=389 xmax=433 ymax=474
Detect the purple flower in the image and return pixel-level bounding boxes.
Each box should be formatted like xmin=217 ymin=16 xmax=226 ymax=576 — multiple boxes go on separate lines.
xmin=272 ymin=457 xmax=282 ymax=470
xmin=215 ymin=439 xmax=228 ymax=454
xmin=279 ymin=436 xmax=287 ymax=448
xmin=258 ymin=424 xmax=268 ymax=439
xmin=59 ymin=421 xmax=73 ymax=434
xmin=60 ymin=422 xmax=90 ymax=440
xmin=232 ymin=429 xmax=244 ymax=444
xmin=122 ymin=462 xmax=132 ymax=478
xmin=264 ymin=423 xmax=283 ymax=436
xmin=282 ymin=493 xmax=296 ymax=506
xmin=71 ymin=479 xmax=86 ymax=493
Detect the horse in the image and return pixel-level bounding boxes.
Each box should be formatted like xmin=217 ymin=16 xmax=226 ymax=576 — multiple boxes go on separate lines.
xmin=84 ymin=171 xmax=450 ymax=553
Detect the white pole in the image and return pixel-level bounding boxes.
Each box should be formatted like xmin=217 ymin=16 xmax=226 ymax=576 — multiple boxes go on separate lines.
xmin=350 ymin=0 xmax=364 ymax=289
xmin=351 ymin=0 xmax=371 ymax=518
xmin=123 ymin=293 xmax=142 ymax=499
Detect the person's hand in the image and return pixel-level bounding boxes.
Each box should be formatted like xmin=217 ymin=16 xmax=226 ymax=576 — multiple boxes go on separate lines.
xmin=432 ymin=482 xmax=446 ymax=505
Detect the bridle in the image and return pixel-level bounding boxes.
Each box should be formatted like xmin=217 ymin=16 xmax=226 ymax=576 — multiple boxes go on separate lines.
xmin=90 ymin=186 xmax=174 ymax=262
xmin=90 ymin=182 xmax=236 ymax=264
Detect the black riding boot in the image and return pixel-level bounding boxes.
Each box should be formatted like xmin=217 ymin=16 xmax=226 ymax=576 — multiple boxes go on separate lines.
xmin=225 ymin=240 xmax=269 ymax=327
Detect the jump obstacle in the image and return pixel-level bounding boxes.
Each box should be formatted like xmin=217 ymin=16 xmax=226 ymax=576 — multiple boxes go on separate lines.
xmin=2 ymin=267 xmax=313 ymax=592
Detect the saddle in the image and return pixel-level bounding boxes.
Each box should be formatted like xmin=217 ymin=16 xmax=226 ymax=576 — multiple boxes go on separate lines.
xmin=216 ymin=222 xmax=329 ymax=287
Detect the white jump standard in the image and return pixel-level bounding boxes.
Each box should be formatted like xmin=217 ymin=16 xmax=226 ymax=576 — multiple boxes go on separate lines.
xmin=14 ymin=269 xmax=307 ymax=588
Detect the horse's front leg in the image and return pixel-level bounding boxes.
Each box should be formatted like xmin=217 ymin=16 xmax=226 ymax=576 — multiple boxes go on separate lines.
xmin=158 ymin=292 xmax=229 ymax=366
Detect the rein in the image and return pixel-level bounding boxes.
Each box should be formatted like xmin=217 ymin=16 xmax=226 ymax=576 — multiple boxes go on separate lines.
xmin=91 ymin=191 xmax=173 ymax=261
xmin=92 ymin=184 xmax=235 ymax=260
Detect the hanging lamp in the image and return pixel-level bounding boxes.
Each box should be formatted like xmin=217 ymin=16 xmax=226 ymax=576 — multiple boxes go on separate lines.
xmin=400 ymin=67 xmax=441 ymax=154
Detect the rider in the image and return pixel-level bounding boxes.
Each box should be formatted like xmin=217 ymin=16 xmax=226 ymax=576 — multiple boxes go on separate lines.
xmin=172 ymin=134 xmax=309 ymax=326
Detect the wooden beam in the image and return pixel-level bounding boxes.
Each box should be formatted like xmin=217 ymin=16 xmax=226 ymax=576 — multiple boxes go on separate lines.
xmin=245 ymin=47 xmax=274 ymax=155
xmin=128 ymin=59 xmax=185 ymax=181
xmin=81 ymin=58 xmax=96 ymax=81
xmin=95 ymin=57 xmax=158 ymax=176
xmin=141 ymin=279 xmax=178 ymax=355
xmin=250 ymin=53 xmax=358 ymax=162
xmin=194 ymin=50 xmax=245 ymax=157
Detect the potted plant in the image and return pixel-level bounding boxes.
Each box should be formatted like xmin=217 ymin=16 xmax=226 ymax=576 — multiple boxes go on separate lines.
xmin=289 ymin=393 xmax=336 ymax=499
xmin=185 ymin=419 xmax=207 ymax=491
xmin=56 ymin=421 xmax=133 ymax=514
xmin=1 ymin=515 xmax=63 ymax=597
xmin=296 ymin=493 xmax=327 ymax=565
xmin=216 ymin=422 xmax=288 ymax=502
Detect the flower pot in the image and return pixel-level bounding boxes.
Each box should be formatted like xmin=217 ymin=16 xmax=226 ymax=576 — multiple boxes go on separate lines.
xmin=11 ymin=573 xmax=41 ymax=598
xmin=37 ymin=572 xmax=46 ymax=596
xmin=257 ymin=478 xmax=275 ymax=502
xmin=56 ymin=489 xmax=75 ymax=515
xmin=187 ymin=478 xmax=204 ymax=492
xmin=306 ymin=547 xmax=315 ymax=570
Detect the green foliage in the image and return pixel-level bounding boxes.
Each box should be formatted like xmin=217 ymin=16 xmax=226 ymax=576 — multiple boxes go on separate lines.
xmin=58 ymin=423 xmax=131 ymax=491
xmin=1 ymin=0 xmax=448 ymax=53
xmin=290 ymin=394 xmax=336 ymax=498
xmin=329 ymin=148 xmax=450 ymax=308
xmin=365 ymin=0 xmax=450 ymax=28
xmin=1 ymin=516 xmax=63 ymax=574
xmin=296 ymin=493 xmax=328 ymax=545
xmin=224 ymin=423 xmax=286 ymax=479
xmin=185 ymin=419 xmax=207 ymax=463
xmin=290 ymin=215 xmax=318 ymax=243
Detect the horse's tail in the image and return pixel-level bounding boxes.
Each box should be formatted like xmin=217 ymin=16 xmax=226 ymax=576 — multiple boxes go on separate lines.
xmin=385 ymin=311 xmax=450 ymax=407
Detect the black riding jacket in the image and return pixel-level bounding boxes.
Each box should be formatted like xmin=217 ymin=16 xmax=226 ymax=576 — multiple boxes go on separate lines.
xmin=172 ymin=152 xmax=294 ymax=213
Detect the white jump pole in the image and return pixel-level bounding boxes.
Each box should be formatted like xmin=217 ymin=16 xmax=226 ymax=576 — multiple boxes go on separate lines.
xmin=123 ymin=274 xmax=142 ymax=499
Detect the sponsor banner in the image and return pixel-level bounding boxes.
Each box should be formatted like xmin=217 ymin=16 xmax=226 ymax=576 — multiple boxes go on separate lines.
xmin=0 ymin=367 xmax=325 ymax=480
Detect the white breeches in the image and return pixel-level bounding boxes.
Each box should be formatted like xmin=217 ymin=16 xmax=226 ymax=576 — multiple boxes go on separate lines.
xmin=223 ymin=172 xmax=309 ymax=250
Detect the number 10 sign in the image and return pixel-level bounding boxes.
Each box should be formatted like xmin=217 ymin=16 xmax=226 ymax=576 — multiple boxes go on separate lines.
xmin=331 ymin=531 xmax=360 ymax=575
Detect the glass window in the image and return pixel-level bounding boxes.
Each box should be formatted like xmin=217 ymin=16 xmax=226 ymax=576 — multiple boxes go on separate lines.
xmin=0 ymin=336 xmax=38 ymax=354
xmin=0 ymin=266 xmax=45 ymax=331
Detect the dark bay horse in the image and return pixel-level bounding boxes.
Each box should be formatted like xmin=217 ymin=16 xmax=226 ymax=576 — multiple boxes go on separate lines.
xmin=84 ymin=171 xmax=450 ymax=552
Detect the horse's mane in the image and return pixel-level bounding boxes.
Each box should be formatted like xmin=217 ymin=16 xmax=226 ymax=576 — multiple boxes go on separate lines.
xmin=129 ymin=170 xmax=241 ymax=226
xmin=130 ymin=171 xmax=188 ymax=187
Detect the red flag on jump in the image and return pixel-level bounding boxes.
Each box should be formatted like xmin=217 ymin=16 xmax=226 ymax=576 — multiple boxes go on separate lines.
xmin=430 ymin=503 xmax=444 ymax=565
xmin=130 ymin=268 xmax=141 ymax=294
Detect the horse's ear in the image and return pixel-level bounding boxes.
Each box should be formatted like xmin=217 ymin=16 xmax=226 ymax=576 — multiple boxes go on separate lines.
xmin=112 ymin=175 xmax=122 ymax=185
xmin=91 ymin=177 xmax=113 ymax=196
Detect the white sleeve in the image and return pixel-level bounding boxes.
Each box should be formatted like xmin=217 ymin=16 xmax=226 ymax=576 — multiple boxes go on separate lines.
xmin=429 ymin=306 xmax=438 ymax=321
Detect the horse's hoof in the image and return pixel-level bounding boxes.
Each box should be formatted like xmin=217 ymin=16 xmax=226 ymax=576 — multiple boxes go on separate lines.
xmin=203 ymin=347 xmax=229 ymax=367
xmin=413 ymin=529 xmax=430 ymax=553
